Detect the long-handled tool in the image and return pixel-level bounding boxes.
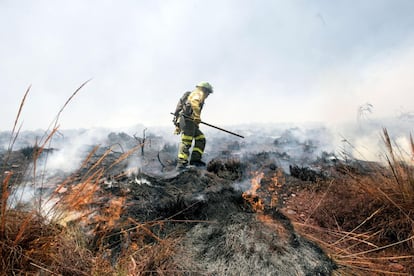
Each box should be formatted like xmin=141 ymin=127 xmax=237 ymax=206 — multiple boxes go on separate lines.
xmin=170 ymin=112 xmax=244 ymax=138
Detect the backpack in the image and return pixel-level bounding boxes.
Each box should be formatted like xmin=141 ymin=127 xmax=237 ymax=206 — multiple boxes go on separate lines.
xmin=172 ymin=91 xmax=191 ymax=126
xmin=173 ymin=91 xmax=191 ymax=117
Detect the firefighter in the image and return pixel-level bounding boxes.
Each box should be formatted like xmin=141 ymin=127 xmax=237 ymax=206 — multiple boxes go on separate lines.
xmin=176 ymin=82 xmax=213 ymax=170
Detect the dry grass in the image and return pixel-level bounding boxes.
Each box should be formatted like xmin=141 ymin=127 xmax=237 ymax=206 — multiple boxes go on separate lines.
xmin=0 ymin=84 xmax=96 ymax=275
xmin=289 ymin=128 xmax=414 ymax=275
xmin=0 ymin=84 xmax=189 ymax=275
xmin=1 ymin=139 xmax=185 ymax=275
xmin=115 ymin=219 xmax=188 ymax=275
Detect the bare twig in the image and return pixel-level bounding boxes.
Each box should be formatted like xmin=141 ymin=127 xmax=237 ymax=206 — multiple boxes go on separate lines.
xmin=30 ymin=262 xmax=61 ymax=275
xmin=157 ymin=151 xmax=166 ymax=170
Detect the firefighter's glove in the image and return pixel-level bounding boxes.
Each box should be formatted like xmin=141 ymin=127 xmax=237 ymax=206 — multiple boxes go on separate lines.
xmin=193 ymin=116 xmax=201 ymax=125
xmin=172 ymin=117 xmax=179 ymax=127
xmin=174 ymin=126 xmax=181 ymax=135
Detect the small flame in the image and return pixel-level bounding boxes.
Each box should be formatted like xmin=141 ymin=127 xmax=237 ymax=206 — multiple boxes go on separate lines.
xmin=243 ymin=172 xmax=265 ymax=212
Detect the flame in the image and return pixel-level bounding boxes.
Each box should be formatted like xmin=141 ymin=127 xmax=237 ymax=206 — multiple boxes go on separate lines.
xmin=243 ymin=172 xmax=265 ymax=212
xmin=243 ymin=169 xmax=284 ymax=211
xmin=243 ymin=169 xmax=291 ymax=240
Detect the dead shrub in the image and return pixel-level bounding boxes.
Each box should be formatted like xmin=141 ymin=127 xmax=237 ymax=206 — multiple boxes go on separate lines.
xmin=207 ymin=158 xmax=245 ymax=180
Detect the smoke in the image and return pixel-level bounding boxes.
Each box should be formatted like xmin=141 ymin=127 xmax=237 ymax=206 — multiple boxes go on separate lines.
xmin=43 ymin=128 xmax=110 ymax=173
xmin=3 ymin=119 xmax=413 ymax=214
xmin=2 ymin=1 xmax=414 ymax=131
xmin=325 ymin=115 xmax=414 ymax=163
xmin=233 ymin=179 xmax=254 ymax=193
xmin=8 ymin=183 xmax=36 ymax=209
xmin=313 ymin=42 xmax=414 ymax=125
xmin=205 ymin=123 xmax=335 ymax=159
xmin=125 ymin=157 xmax=142 ymax=176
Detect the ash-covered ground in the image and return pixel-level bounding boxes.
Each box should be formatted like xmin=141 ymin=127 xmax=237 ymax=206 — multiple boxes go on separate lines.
xmin=0 ymin=123 xmax=394 ymax=275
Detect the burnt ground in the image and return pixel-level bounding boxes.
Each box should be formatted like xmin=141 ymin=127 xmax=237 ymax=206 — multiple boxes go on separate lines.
xmin=1 ymin=128 xmax=350 ymax=275
xmin=121 ymin=168 xmax=335 ymax=275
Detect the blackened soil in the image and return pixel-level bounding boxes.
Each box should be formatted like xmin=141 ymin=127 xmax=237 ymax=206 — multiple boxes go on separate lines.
xmin=94 ymin=157 xmax=337 ymax=275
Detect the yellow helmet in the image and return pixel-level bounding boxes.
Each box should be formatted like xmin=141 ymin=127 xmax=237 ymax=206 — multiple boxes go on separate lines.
xmin=196 ymin=82 xmax=213 ymax=93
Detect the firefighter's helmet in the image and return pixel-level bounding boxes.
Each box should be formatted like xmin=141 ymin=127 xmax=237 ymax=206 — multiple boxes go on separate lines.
xmin=196 ymin=82 xmax=213 ymax=93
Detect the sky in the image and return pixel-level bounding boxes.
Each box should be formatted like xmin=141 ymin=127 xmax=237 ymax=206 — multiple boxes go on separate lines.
xmin=2 ymin=0 xmax=414 ymax=132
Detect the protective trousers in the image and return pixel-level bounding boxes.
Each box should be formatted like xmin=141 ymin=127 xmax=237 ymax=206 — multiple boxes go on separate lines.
xmin=177 ymin=118 xmax=206 ymax=165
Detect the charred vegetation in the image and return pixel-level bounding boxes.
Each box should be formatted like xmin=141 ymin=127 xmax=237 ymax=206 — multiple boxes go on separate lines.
xmin=1 ymin=118 xmax=414 ymax=274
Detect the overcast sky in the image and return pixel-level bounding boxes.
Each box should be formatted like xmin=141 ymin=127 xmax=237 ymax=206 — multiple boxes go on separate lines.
xmin=1 ymin=0 xmax=414 ymax=132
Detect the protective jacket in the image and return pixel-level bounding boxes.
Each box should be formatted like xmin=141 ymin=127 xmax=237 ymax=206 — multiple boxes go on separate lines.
xmin=184 ymin=87 xmax=208 ymax=121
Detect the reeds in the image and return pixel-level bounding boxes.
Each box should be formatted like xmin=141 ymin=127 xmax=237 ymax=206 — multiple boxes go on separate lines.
xmin=0 ymin=83 xmax=104 ymax=275
xmin=381 ymin=128 xmax=414 ymax=206
xmin=0 ymin=83 xmax=188 ymax=275
xmin=291 ymin=128 xmax=414 ymax=275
